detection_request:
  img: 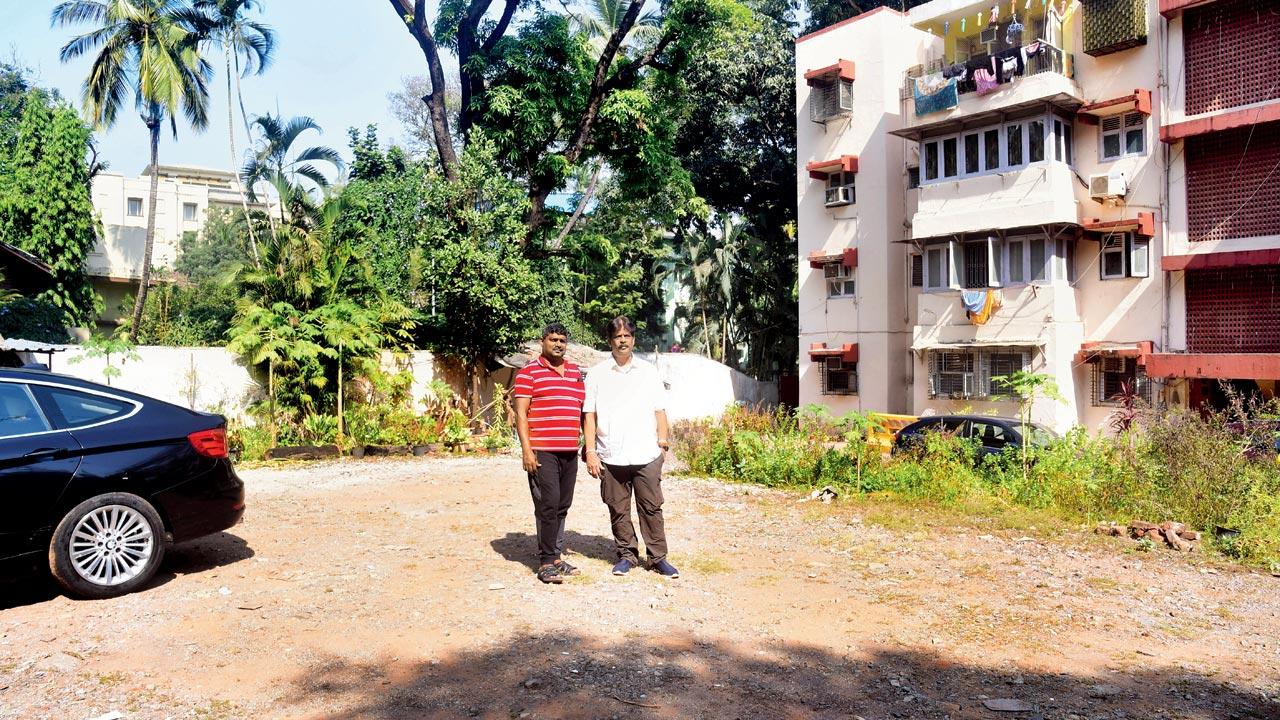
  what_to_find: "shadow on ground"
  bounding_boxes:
[283,631,1277,720]
[491,531,617,572]
[0,531,253,609]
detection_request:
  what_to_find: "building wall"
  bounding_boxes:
[796,9,930,416]
[798,0,1193,433]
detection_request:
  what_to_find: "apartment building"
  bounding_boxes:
[796,0,1279,432]
[89,164,270,323]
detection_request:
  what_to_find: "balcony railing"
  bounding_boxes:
[903,40,1072,102]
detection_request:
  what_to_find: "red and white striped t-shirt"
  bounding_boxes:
[513,355,585,452]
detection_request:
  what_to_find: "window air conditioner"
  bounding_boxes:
[1090,171,1128,201]
[825,185,853,207]
[825,357,844,371]
[979,27,997,45]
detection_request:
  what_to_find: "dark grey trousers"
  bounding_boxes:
[599,455,666,564]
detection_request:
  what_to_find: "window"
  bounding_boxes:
[825,262,855,298]
[925,245,950,290]
[907,166,920,189]
[0,383,51,437]
[1029,238,1048,282]
[964,133,981,175]
[820,358,857,395]
[968,420,1012,449]
[918,115,1073,186]
[34,386,135,428]
[1092,357,1152,407]
[1003,235,1060,285]
[1006,122,1024,166]
[928,349,1032,399]
[1007,240,1025,284]
[825,172,855,207]
[963,242,988,289]
[1098,232,1150,280]
[1101,111,1145,161]
[183,202,198,222]
[910,254,924,287]
[126,197,143,217]
[1029,119,1045,163]
[983,128,1001,171]
[810,77,854,122]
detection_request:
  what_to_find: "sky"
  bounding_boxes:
[0,1,439,177]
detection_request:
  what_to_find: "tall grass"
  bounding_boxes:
[672,405,1280,567]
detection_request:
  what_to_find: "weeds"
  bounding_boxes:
[672,403,1280,568]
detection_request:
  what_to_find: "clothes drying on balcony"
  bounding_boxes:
[961,289,1003,325]
[914,74,959,116]
[993,46,1025,83]
[974,66,1000,95]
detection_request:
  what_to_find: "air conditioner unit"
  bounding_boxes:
[825,185,853,207]
[1090,171,1128,200]
[979,27,997,45]
[825,357,844,371]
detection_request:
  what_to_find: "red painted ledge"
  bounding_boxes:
[1161,248,1280,271]
[1073,340,1155,365]
[1145,353,1280,380]
[1160,102,1280,143]
[1082,211,1156,237]
[809,342,859,363]
[804,60,855,86]
[808,247,858,268]
[1077,89,1153,125]
[806,155,859,180]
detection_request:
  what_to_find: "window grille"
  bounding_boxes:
[928,349,1031,399]
[910,254,924,287]
[1091,357,1152,406]
[820,357,857,395]
[810,78,854,123]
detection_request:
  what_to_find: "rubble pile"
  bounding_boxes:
[1095,520,1201,552]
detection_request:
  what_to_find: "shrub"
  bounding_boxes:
[0,297,67,343]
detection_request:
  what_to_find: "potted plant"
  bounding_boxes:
[442,408,471,452]
[267,415,341,460]
[482,424,509,453]
[410,418,442,457]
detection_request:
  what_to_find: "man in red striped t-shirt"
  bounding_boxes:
[513,323,586,584]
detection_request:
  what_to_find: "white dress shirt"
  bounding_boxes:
[583,356,666,466]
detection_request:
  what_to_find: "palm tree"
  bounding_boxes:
[53,0,212,340]
[655,213,742,362]
[192,0,275,265]
[241,114,343,228]
[566,0,662,53]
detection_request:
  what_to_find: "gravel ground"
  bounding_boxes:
[1,455,1277,719]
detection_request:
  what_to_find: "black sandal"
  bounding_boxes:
[536,565,563,584]
[554,559,580,576]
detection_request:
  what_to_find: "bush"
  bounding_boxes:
[673,405,1280,568]
[0,297,67,343]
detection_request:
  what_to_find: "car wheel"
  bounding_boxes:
[48,493,167,599]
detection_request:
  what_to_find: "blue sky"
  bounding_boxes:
[1,1,439,176]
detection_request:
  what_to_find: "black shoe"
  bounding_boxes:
[651,559,679,578]
[536,564,563,584]
[554,559,580,576]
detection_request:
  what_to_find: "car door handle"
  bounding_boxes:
[23,448,63,461]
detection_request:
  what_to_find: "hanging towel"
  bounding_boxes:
[960,290,988,314]
[913,75,959,116]
[974,67,999,95]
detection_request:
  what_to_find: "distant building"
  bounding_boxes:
[796,0,1280,432]
[89,164,273,324]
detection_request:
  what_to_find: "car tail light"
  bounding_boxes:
[188,428,228,458]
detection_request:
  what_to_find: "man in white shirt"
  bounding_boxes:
[583,316,679,578]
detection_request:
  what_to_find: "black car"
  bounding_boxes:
[0,368,245,598]
[893,414,1058,457]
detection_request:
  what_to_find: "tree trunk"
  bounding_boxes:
[226,49,260,267]
[269,360,277,446]
[130,119,162,340]
[336,342,344,449]
[390,0,460,181]
[551,162,602,249]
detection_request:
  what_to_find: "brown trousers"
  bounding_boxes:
[599,455,666,564]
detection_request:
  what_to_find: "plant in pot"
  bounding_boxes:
[410,419,442,456]
[343,405,379,458]
[442,408,471,452]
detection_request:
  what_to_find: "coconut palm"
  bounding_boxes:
[241,114,343,228]
[655,213,744,362]
[566,0,662,53]
[53,0,212,340]
[192,0,275,264]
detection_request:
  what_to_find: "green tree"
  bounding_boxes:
[54,0,213,339]
[991,369,1066,484]
[800,0,930,35]
[241,113,343,227]
[0,93,102,325]
[192,0,276,264]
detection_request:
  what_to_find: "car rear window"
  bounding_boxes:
[37,386,135,428]
[0,383,52,437]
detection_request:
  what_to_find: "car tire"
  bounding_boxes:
[48,493,167,599]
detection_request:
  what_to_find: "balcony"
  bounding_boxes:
[912,162,1080,239]
[913,282,1080,343]
[898,0,1082,133]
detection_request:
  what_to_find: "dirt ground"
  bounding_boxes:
[1,455,1278,720]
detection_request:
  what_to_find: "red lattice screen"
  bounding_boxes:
[1186,266,1280,353]
[1185,121,1280,242]
[1184,0,1280,116]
